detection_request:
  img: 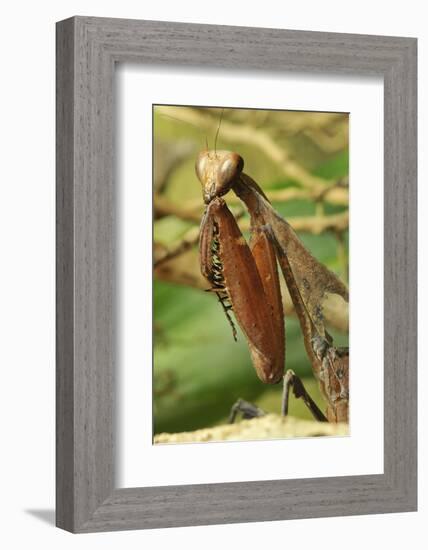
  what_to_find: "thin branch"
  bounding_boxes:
[154,193,349,236]
[154,194,203,223]
[237,211,349,235]
[153,247,349,333]
[156,106,343,192]
[154,227,200,267]
[184,184,348,209]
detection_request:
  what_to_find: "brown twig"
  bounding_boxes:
[183,184,348,209]
[153,247,349,333]
[154,193,203,223]
[154,190,349,236]
[156,106,345,193]
[154,227,200,267]
[237,211,349,235]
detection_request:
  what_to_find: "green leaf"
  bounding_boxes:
[153,281,313,434]
[314,149,349,180]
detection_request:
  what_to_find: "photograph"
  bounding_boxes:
[153,105,350,444]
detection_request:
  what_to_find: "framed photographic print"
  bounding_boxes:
[151,104,351,442]
[56,16,417,532]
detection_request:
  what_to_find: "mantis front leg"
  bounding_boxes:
[199,196,284,384]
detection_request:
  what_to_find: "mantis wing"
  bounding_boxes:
[236,173,348,340]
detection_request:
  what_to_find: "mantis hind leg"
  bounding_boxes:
[228,371,328,424]
[281,369,328,422]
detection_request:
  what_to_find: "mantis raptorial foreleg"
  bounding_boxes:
[199,195,284,384]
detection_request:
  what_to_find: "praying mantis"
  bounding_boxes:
[196,149,349,423]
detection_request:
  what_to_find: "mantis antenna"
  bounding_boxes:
[214,108,224,156]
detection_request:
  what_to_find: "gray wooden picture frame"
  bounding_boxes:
[56,16,417,533]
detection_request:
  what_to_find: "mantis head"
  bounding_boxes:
[195,150,244,204]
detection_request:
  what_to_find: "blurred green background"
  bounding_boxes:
[153,106,349,435]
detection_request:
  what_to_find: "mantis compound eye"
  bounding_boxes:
[195,151,208,185]
[217,153,244,195]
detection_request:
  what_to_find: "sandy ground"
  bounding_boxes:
[154,414,349,444]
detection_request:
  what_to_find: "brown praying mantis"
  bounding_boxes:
[196,149,349,423]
